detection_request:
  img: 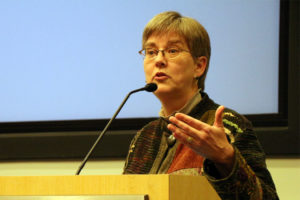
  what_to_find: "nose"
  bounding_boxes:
[155,50,167,68]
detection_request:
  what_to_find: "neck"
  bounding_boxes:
[158,88,198,116]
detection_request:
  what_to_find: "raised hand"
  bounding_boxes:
[167,106,235,173]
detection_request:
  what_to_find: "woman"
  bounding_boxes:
[123,11,278,199]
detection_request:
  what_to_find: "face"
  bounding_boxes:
[143,32,206,100]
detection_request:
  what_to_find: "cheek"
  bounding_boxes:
[171,62,196,82]
[143,63,152,81]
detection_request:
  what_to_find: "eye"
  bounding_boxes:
[145,48,158,56]
[167,47,180,54]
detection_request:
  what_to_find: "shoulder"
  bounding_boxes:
[198,93,253,142]
[132,118,162,144]
[138,118,161,135]
[222,108,253,133]
[221,108,253,143]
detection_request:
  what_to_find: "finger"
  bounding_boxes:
[168,116,202,137]
[167,123,197,147]
[167,123,189,140]
[214,105,225,128]
[173,112,208,131]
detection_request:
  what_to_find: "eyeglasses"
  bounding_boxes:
[139,47,191,60]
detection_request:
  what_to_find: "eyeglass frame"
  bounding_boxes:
[138,47,191,60]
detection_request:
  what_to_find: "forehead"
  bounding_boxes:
[144,32,188,48]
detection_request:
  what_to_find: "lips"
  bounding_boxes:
[156,72,167,77]
[154,72,169,81]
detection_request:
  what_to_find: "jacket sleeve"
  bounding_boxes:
[203,112,279,200]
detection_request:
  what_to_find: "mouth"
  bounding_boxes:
[153,72,169,81]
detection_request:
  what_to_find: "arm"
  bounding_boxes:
[167,106,278,199]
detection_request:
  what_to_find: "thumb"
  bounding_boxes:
[214,105,225,128]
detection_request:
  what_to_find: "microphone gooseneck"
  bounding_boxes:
[75,83,157,175]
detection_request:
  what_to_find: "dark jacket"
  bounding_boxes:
[123,92,279,199]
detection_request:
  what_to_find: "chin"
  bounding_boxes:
[154,85,175,96]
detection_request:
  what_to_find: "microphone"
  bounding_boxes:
[143,82,158,92]
[75,83,157,175]
[128,82,157,93]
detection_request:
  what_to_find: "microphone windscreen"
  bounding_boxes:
[144,83,157,92]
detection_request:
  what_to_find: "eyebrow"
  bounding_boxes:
[144,40,184,48]
[167,40,184,46]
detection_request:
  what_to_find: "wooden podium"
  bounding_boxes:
[0,175,220,200]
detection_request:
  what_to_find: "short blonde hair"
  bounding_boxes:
[142,11,211,90]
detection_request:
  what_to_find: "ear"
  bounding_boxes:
[194,56,207,78]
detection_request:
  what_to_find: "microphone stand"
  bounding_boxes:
[75,84,156,175]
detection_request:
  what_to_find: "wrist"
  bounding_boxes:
[214,145,235,177]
